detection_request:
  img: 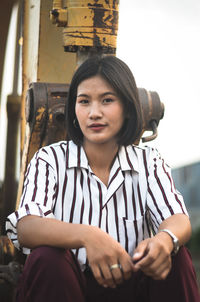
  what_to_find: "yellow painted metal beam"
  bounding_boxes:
[21,0,76,154]
[50,0,119,53]
[18,0,77,208]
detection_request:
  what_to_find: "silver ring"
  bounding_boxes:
[110,263,121,271]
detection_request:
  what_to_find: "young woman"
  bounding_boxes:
[6,56,200,301]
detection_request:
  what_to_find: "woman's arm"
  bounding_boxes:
[132,213,191,280]
[17,215,91,249]
[17,215,134,288]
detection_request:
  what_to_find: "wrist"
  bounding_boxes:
[158,229,180,255]
[81,225,100,247]
[156,231,173,253]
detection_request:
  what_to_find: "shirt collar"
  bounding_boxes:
[66,140,139,173]
[117,145,139,173]
[65,140,89,169]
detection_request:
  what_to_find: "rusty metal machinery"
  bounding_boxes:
[0,236,22,286]
[25,83,69,163]
[50,0,119,55]
[23,83,164,171]
[138,88,164,143]
[25,84,164,156]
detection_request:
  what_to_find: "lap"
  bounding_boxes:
[85,246,200,302]
[16,246,200,302]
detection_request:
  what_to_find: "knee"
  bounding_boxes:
[19,247,86,301]
[25,246,70,276]
[30,246,65,263]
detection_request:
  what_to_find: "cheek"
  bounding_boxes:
[75,103,79,116]
[75,106,85,126]
[75,105,81,120]
[114,107,125,124]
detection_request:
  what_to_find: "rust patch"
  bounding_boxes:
[112,0,119,9]
[93,8,107,28]
[88,1,103,8]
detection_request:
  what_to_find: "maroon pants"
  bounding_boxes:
[16,246,200,302]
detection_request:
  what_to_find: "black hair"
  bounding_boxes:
[65,55,143,146]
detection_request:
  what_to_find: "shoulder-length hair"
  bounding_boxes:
[65,55,143,146]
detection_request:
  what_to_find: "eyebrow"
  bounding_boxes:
[77,92,117,98]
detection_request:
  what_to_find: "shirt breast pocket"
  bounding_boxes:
[118,216,144,256]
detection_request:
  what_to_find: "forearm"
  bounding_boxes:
[17,215,134,288]
[158,213,192,246]
[17,215,92,250]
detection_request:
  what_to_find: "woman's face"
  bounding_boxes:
[75,75,125,147]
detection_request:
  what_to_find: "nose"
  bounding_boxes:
[88,102,102,119]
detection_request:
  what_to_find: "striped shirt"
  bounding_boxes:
[6,140,188,271]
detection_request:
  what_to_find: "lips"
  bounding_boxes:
[88,123,106,131]
[89,123,105,128]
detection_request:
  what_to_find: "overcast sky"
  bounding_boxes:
[117,0,200,168]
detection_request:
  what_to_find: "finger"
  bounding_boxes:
[132,240,149,264]
[101,265,117,288]
[139,252,171,279]
[120,259,134,280]
[155,261,172,280]
[139,245,171,269]
[144,256,172,280]
[143,260,171,280]
[110,264,123,285]
[136,251,157,268]
[133,243,159,270]
[152,265,171,280]
[91,265,108,288]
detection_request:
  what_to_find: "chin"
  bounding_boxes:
[85,137,117,146]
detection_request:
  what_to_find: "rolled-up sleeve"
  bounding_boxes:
[146,148,188,232]
[6,148,57,254]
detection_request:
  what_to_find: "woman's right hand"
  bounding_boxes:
[83,226,134,288]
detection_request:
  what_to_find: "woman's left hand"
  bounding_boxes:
[132,232,174,280]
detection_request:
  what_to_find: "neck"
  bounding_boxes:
[83,141,119,172]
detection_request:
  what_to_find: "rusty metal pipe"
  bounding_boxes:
[1,96,20,234]
[142,120,158,143]
[0,2,22,234]
[138,88,164,143]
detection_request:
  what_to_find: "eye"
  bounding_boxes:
[102,98,114,104]
[78,99,89,104]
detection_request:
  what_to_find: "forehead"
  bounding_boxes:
[77,75,116,95]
